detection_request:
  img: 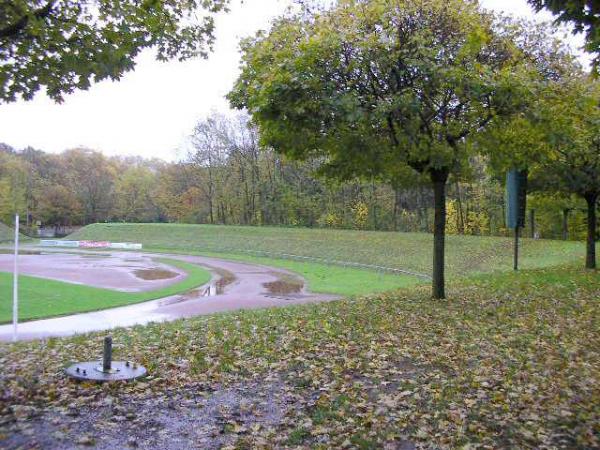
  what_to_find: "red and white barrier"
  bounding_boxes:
[41,240,142,250]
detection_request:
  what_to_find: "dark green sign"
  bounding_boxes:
[506,169,527,229]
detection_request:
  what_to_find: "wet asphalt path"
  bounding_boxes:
[0,250,339,341]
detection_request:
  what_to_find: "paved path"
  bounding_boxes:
[0,252,187,292]
[0,251,339,341]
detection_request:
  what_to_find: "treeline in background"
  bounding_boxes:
[0,113,592,240]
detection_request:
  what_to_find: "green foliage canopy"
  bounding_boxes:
[528,0,600,74]
[533,77,600,199]
[229,0,551,183]
[0,0,229,102]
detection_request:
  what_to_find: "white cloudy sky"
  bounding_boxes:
[0,0,591,160]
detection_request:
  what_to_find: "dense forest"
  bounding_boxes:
[0,112,592,240]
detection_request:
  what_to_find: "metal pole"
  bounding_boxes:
[513,226,519,271]
[12,214,19,342]
[103,336,113,372]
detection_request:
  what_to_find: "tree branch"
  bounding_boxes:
[0,1,55,39]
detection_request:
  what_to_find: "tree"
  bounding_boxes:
[229,0,541,298]
[62,148,116,223]
[486,66,600,268]
[154,163,192,223]
[0,0,229,102]
[532,77,600,268]
[189,114,232,224]
[114,166,160,222]
[528,0,600,74]
[0,151,28,223]
[37,184,82,229]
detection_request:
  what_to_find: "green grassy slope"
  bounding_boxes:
[2,265,598,448]
[69,223,589,277]
[0,258,211,323]
[0,222,30,243]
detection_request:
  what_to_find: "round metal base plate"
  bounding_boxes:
[65,361,147,382]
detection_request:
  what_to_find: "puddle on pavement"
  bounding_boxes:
[160,268,235,304]
[263,277,304,295]
[201,274,234,296]
[134,268,179,280]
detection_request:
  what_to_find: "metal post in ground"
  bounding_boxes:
[103,336,112,372]
[12,214,19,342]
[65,335,147,382]
[514,226,520,271]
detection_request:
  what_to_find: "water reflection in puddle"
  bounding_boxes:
[201,277,231,296]
[156,270,234,306]
[263,279,304,295]
[134,268,179,280]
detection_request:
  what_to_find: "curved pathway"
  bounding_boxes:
[0,251,339,341]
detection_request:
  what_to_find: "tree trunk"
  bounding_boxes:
[585,193,598,269]
[421,186,430,233]
[455,181,465,234]
[371,179,378,230]
[207,157,215,225]
[431,168,449,300]
[392,188,399,231]
[529,208,535,238]
[562,208,570,241]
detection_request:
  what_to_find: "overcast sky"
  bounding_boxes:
[0,0,591,161]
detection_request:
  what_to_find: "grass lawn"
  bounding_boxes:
[0,264,597,448]
[69,223,591,278]
[0,258,211,323]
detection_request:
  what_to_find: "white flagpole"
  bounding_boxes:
[12,214,19,342]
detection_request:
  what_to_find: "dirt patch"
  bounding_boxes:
[134,268,179,281]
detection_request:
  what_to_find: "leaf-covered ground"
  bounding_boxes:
[0,266,598,449]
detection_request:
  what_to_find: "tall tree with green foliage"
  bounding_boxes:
[0,0,229,102]
[229,0,545,298]
[485,66,599,268]
[533,76,600,268]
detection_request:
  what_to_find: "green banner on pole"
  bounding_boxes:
[506,169,528,229]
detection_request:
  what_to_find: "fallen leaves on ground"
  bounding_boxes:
[0,267,598,449]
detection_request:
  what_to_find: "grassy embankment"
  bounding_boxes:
[5,223,587,322]
[68,222,589,295]
[1,265,597,448]
[0,222,30,243]
[0,258,211,323]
